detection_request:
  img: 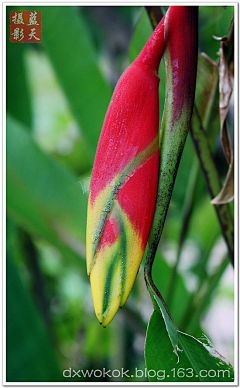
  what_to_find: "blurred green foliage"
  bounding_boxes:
[6,5,234,382]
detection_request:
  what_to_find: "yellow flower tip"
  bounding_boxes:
[88,227,145,326]
[93,303,119,327]
[90,265,122,327]
[87,190,146,326]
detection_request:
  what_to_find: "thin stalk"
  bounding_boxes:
[145,6,164,29]
[182,108,234,329]
[165,157,200,307]
[190,106,234,266]
[144,251,179,350]
[144,251,177,328]
[179,48,233,330]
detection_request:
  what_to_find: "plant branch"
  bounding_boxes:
[190,106,234,266]
[145,6,164,29]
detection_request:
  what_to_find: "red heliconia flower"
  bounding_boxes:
[86,6,198,327]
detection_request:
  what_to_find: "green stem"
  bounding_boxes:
[190,105,234,266]
[145,6,164,29]
[144,249,177,328]
[180,46,233,330]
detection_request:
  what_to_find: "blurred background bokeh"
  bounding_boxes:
[6,5,234,382]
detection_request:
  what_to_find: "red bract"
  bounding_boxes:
[87,15,165,326]
[86,6,198,327]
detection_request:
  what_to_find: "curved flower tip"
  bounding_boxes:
[86,16,165,326]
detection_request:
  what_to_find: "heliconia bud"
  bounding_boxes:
[86,13,166,327]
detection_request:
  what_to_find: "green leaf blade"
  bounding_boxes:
[178,331,234,382]
[7,114,87,269]
[145,311,234,382]
[7,252,62,382]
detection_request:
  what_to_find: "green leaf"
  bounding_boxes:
[6,114,87,270]
[128,8,152,62]
[195,52,219,130]
[147,282,178,350]
[27,6,112,159]
[198,6,234,60]
[145,310,234,382]
[6,250,62,382]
